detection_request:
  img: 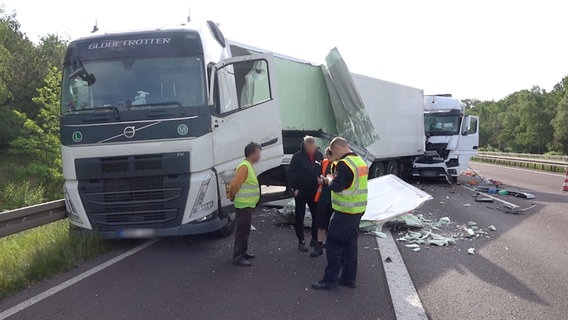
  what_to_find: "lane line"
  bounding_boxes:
[376,232,428,320]
[471,162,565,178]
[0,239,159,320]
[461,186,520,208]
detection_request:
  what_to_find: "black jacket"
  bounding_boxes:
[287,143,323,195]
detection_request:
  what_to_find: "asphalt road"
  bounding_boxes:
[1,163,566,320]
[0,206,395,320]
[401,163,568,319]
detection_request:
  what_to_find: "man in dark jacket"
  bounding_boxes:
[288,136,323,252]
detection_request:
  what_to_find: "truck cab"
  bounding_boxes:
[413,95,479,182]
[60,22,284,238]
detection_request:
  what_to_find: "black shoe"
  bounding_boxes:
[310,245,323,258]
[298,241,308,252]
[339,280,357,288]
[244,253,255,260]
[232,257,252,267]
[309,239,317,248]
[311,281,338,290]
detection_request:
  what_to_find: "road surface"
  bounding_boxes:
[1,163,566,319]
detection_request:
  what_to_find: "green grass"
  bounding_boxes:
[0,220,112,300]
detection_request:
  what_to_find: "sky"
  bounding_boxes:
[2,0,567,101]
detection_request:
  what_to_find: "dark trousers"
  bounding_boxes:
[322,211,364,284]
[294,192,318,242]
[233,207,253,260]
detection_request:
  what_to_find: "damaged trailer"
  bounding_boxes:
[229,42,426,185]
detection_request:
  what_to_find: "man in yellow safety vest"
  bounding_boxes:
[228,142,262,267]
[312,137,368,289]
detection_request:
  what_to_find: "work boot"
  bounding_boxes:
[339,279,357,288]
[309,239,317,248]
[310,243,323,257]
[311,281,338,290]
[298,240,308,252]
[243,252,255,260]
[232,257,252,267]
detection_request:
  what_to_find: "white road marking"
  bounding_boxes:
[376,232,428,320]
[0,239,158,320]
[461,186,520,208]
[471,162,566,178]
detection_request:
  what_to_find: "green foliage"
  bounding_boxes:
[465,78,568,155]
[0,220,112,299]
[1,181,44,210]
[9,67,63,198]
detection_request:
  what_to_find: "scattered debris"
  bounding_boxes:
[467,248,476,255]
[462,203,471,207]
[467,221,477,226]
[497,204,536,214]
[250,225,257,231]
[413,247,421,252]
[384,257,392,263]
[475,195,494,203]
[371,231,387,239]
[488,225,497,231]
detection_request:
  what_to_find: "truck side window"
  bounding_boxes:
[467,118,478,135]
[215,59,271,114]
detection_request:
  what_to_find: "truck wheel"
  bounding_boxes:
[370,162,386,178]
[218,212,236,237]
[386,160,399,176]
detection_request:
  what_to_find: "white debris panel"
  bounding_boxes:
[362,174,433,222]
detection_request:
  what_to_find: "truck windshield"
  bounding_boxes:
[424,114,460,136]
[61,56,206,114]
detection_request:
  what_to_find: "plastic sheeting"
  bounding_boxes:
[362,174,433,222]
[323,48,379,147]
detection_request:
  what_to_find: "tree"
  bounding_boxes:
[551,91,568,154]
[9,67,63,197]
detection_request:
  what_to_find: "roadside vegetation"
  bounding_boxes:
[464,78,568,155]
[0,221,111,300]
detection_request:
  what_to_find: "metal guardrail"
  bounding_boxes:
[0,199,67,238]
[474,152,568,172]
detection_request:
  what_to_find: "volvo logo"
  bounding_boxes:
[123,126,136,139]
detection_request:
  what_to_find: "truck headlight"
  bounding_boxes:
[64,186,82,224]
[192,173,214,215]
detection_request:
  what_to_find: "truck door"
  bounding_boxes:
[209,54,283,210]
[458,115,479,154]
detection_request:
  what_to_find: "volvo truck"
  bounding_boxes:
[61,21,425,238]
[412,95,480,182]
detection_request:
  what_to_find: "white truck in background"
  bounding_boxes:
[412,94,480,182]
[60,20,426,238]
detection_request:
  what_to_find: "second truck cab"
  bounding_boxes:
[413,95,479,182]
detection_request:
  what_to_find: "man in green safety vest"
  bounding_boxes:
[228,142,262,267]
[312,137,368,289]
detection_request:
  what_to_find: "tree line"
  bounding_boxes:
[0,7,66,209]
[464,77,568,155]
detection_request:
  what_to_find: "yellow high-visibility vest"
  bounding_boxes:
[331,155,368,214]
[234,160,260,209]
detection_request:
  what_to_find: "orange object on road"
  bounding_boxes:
[562,169,568,192]
[314,159,330,202]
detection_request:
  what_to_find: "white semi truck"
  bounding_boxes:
[60,21,425,238]
[412,95,480,182]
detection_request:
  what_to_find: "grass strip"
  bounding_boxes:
[0,220,113,300]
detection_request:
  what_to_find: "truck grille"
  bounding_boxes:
[75,152,190,230]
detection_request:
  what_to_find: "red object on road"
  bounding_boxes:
[562,169,568,192]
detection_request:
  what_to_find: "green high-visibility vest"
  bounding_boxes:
[331,155,368,214]
[234,160,260,209]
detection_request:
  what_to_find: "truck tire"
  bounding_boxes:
[386,160,399,176]
[218,212,236,237]
[370,161,386,178]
